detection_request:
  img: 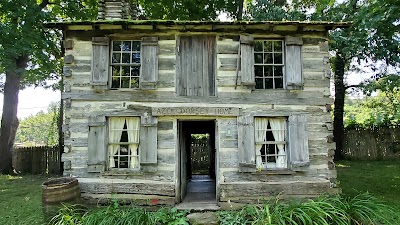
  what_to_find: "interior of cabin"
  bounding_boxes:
[178,120,216,203]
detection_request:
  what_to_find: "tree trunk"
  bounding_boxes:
[237,0,244,20]
[333,54,346,161]
[0,56,27,174]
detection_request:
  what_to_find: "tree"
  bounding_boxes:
[15,103,59,146]
[0,0,98,174]
[249,0,400,160]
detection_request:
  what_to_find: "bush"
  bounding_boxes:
[49,200,189,225]
[217,193,398,225]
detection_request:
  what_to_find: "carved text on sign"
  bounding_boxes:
[152,107,239,116]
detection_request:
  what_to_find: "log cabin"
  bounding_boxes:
[47,0,350,209]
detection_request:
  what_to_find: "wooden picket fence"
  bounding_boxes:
[12,146,62,175]
[343,127,400,160]
[191,136,210,174]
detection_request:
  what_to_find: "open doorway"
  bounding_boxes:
[178,120,216,203]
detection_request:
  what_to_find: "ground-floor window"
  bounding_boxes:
[108,117,140,169]
[255,117,287,169]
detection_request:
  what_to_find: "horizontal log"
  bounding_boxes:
[81,193,176,205]
[78,178,175,196]
[219,180,331,201]
[62,91,333,106]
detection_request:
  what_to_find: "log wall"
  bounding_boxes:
[62,27,336,204]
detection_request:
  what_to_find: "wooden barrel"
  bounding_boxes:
[42,177,81,221]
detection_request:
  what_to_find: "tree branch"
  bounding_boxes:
[38,0,50,9]
[345,84,362,90]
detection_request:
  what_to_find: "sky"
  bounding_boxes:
[0,87,60,119]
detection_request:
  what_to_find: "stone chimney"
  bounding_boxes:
[97,0,138,20]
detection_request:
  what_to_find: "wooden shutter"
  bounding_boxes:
[91,37,110,89]
[176,36,216,96]
[140,37,159,90]
[87,115,107,172]
[140,115,158,170]
[237,115,256,172]
[285,36,303,90]
[239,35,255,87]
[288,114,310,171]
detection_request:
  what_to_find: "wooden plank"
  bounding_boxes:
[285,45,303,89]
[140,116,158,164]
[288,114,310,170]
[87,115,107,172]
[91,37,109,88]
[239,35,255,86]
[140,37,159,90]
[237,115,256,172]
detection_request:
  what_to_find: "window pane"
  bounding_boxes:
[264,41,272,52]
[122,41,131,51]
[131,77,139,88]
[132,53,140,63]
[112,53,121,63]
[254,41,263,52]
[264,66,273,77]
[111,76,120,88]
[266,78,273,89]
[275,78,283,88]
[122,53,130,63]
[273,41,283,52]
[122,66,130,76]
[112,65,120,76]
[131,66,140,77]
[267,156,276,163]
[274,53,283,64]
[255,53,263,64]
[113,41,122,51]
[121,77,130,88]
[255,78,264,89]
[255,66,263,77]
[264,53,273,64]
[274,66,283,77]
[132,41,141,51]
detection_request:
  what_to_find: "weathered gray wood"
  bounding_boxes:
[152,107,239,116]
[219,180,331,201]
[91,37,109,89]
[140,37,158,90]
[87,115,107,172]
[81,193,176,206]
[140,116,158,164]
[176,36,216,96]
[285,45,303,89]
[288,114,310,170]
[237,115,256,172]
[239,35,255,86]
[78,179,175,196]
[63,91,333,106]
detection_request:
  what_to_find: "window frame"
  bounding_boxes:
[253,40,285,90]
[254,117,288,170]
[107,116,141,171]
[109,40,142,89]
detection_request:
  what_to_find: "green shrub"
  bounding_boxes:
[49,200,189,225]
[217,193,398,225]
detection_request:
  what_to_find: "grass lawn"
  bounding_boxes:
[0,175,49,225]
[1,161,400,224]
[336,160,400,210]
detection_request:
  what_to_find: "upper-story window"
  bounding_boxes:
[254,40,284,89]
[111,41,141,89]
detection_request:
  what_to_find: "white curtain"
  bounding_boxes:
[255,118,269,169]
[126,117,140,169]
[108,117,126,168]
[269,118,286,168]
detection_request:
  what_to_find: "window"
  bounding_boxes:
[254,40,284,89]
[255,117,287,169]
[111,41,141,89]
[108,117,140,169]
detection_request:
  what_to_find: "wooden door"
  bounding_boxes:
[176,36,216,96]
[179,122,188,201]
